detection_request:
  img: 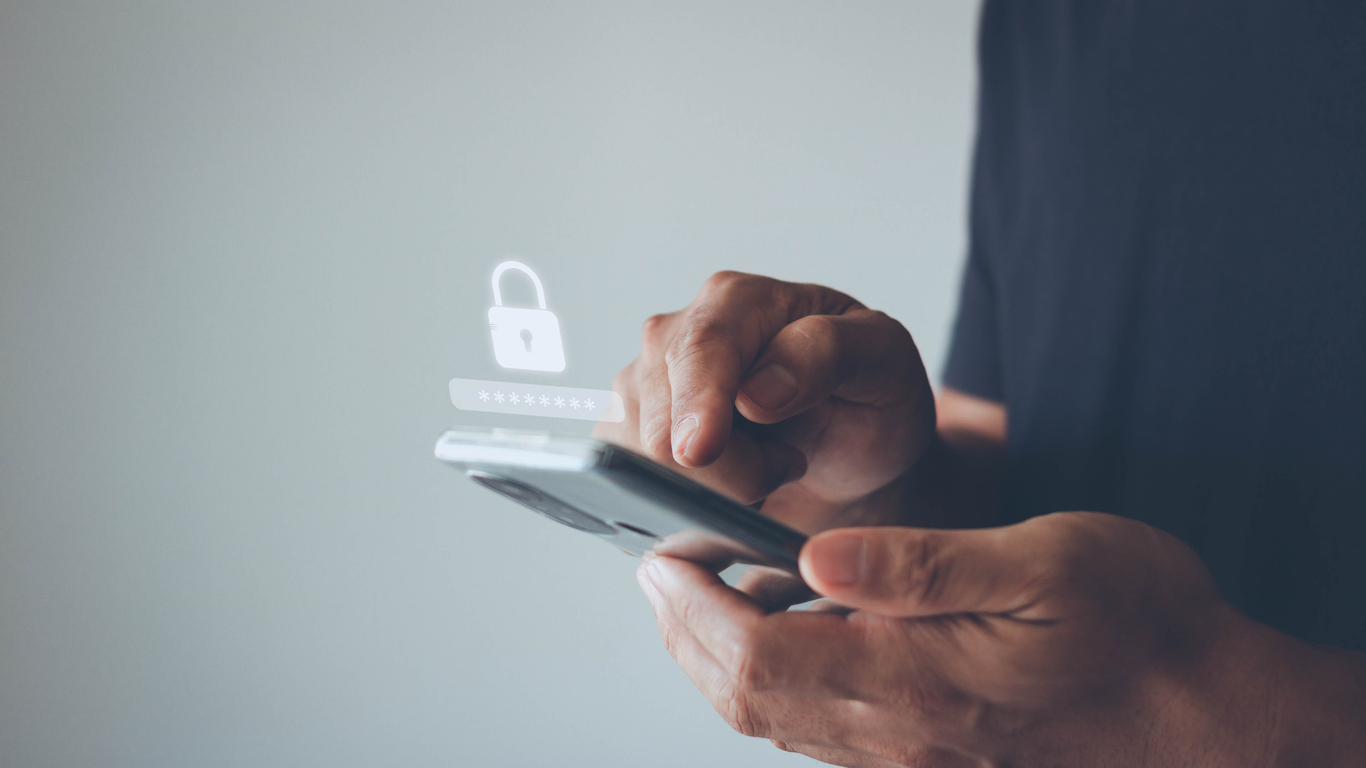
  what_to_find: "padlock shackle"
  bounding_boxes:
[490,260,548,309]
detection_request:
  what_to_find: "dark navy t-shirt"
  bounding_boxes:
[943,1,1366,650]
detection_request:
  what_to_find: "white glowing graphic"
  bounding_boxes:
[487,261,566,372]
[449,379,625,423]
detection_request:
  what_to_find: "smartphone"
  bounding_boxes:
[434,428,807,573]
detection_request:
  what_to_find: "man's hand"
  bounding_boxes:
[595,271,937,534]
[637,512,1366,767]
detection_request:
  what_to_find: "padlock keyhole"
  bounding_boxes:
[520,328,533,352]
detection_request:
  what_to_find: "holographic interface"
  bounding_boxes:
[487,261,565,373]
[451,259,622,424]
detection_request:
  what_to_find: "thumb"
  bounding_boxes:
[797,526,1039,618]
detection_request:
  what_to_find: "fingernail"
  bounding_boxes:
[636,563,660,602]
[811,535,865,586]
[741,364,799,411]
[643,556,667,589]
[672,415,698,460]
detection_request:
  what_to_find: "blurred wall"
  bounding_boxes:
[0,2,979,766]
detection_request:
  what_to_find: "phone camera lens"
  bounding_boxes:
[469,472,616,536]
[612,521,660,539]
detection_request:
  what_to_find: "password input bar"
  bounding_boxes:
[449,378,626,423]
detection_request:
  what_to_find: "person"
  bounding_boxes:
[597,2,1366,765]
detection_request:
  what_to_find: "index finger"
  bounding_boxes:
[664,272,860,466]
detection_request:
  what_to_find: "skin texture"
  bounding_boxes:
[639,517,1274,767]
[597,272,1366,767]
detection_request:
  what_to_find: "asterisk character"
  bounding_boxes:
[493,391,505,403]
[509,393,521,404]
[553,397,565,408]
[582,398,594,410]
[478,390,490,402]
[539,395,551,406]
[569,397,581,409]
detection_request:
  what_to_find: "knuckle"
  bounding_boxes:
[718,687,767,738]
[635,393,676,459]
[1028,514,1098,590]
[640,416,673,459]
[662,320,737,370]
[657,617,684,658]
[1006,514,1121,614]
[640,313,672,346]
[664,373,717,415]
[896,533,952,611]
[723,630,777,692]
[700,269,748,294]
[672,318,730,351]
[790,313,841,355]
[870,310,917,355]
[699,271,781,309]
[864,308,908,332]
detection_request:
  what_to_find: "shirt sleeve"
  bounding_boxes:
[942,128,1005,401]
[942,3,1007,404]
[942,239,1004,403]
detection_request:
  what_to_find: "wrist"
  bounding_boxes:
[1151,602,1366,768]
[1262,631,1366,766]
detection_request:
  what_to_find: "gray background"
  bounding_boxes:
[0,2,978,766]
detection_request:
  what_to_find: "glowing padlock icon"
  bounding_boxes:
[487,261,566,372]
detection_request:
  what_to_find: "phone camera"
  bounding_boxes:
[612,521,660,539]
[468,472,616,536]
